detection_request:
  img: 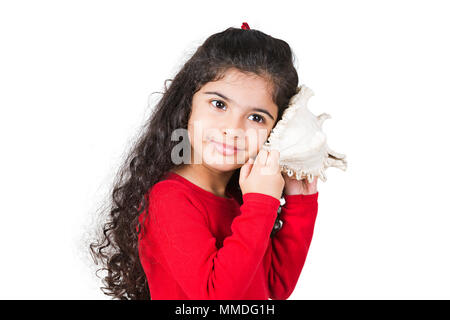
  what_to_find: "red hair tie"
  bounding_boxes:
[241,22,250,30]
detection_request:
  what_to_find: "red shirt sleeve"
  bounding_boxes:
[144,182,281,300]
[268,192,319,300]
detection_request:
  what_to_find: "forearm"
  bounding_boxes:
[268,192,319,300]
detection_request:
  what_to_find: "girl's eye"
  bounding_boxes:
[211,99,265,124]
[248,114,265,124]
[211,100,226,110]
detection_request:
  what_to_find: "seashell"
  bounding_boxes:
[261,85,347,183]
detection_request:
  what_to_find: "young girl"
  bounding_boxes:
[90,23,319,300]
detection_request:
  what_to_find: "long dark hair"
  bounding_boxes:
[89,26,300,300]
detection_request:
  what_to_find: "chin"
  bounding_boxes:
[205,164,239,174]
[201,154,242,171]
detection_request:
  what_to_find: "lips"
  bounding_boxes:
[210,139,242,150]
[208,138,244,155]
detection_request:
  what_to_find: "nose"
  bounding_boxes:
[221,117,244,139]
[223,127,242,138]
[220,117,246,147]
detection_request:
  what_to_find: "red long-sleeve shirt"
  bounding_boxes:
[137,171,319,300]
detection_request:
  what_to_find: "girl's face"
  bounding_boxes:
[186,68,278,173]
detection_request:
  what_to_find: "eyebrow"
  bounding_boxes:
[204,91,275,121]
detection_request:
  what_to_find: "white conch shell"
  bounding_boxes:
[262,84,347,183]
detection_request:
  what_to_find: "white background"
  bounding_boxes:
[1,0,449,299]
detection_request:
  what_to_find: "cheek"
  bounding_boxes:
[190,107,219,135]
[244,126,271,153]
[187,120,217,152]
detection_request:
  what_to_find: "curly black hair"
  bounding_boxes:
[89,25,300,299]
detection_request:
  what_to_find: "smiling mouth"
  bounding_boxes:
[209,139,244,155]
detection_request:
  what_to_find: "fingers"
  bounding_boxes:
[239,157,254,181]
[257,149,280,176]
[265,150,280,169]
[254,148,268,166]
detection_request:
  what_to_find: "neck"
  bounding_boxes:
[170,164,235,198]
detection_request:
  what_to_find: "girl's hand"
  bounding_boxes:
[282,172,318,195]
[239,149,285,200]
